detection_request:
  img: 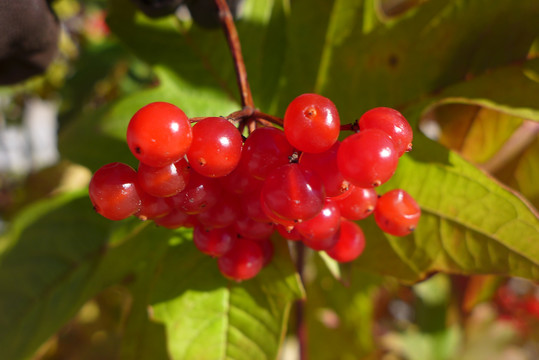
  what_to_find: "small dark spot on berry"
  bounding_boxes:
[135,146,142,154]
[372,180,381,187]
[304,107,317,119]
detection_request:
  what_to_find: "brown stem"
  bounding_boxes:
[340,120,359,132]
[224,108,283,130]
[227,107,255,123]
[295,241,308,360]
[253,110,284,127]
[253,117,276,128]
[215,0,254,110]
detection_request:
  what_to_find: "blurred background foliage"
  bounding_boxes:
[0,0,538,359]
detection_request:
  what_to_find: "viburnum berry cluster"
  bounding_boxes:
[89,94,421,281]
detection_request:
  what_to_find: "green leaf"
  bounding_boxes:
[0,191,171,359]
[0,191,110,359]
[422,58,539,123]
[148,235,303,360]
[117,229,173,360]
[58,104,136,171]
[511,136,539,208]
[317,0,539,118]
[434,106,524,165]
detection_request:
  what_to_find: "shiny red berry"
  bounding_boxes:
[358,107,413,156]
[374,189,421,236]
[242,127,294,180]
[284,93,340,153]
[299,141,351,198]
[89,162,141,221]
[187,117,243,177]
[137,158,190,198]
[217,238,264,281]
[337,129,398,188]
[325,220,366,262]
[261,163,325,222]
[193,224,236,257]
[337,186,378,220]
[127,102,192,167]
[296,199,341,247]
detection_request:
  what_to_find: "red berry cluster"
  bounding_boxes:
[89,95,421,281]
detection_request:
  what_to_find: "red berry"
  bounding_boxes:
[136,191,171,220]
[302,232,339,251]
[153,208,197,229]
[276,224,302,241]
[169,172,221,214]
[137,158,190,198]
[193,224,236,257]
[337,186,377,220]
[358,107,413,156]
[337,129,398,188]
[197,192,241,228]
[187,117,243,177]
[127,102,192,167]
[325,220,366,262]
[296,199,341,246]
[261,163,325,222]
[374,189,420,236]
[299,141,351,198]
[284,93,340,153]
[234,216,275,240]
[89,162,141,220]
[260,197,296,228]
[242,127,294,180]
[219,159,263,195]
[240,187,271,222]
[218,238,264,281]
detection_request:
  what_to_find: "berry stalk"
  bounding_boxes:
[215,0,254,110]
